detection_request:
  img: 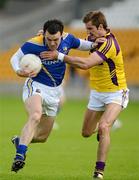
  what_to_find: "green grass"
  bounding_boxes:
[0,96,139,180]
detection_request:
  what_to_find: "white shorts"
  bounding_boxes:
[88,89,129,111]
[22,78,62,116]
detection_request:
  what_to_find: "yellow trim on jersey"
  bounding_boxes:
[42,65,57,87]
[28,35,44,46]
[27,32,69,46]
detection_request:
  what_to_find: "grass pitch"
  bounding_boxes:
[0,96,139,180]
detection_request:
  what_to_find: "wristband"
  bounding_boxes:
[58,52,65,62]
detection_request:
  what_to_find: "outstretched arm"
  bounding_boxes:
[60,52,103,69]
[41,50,103,70]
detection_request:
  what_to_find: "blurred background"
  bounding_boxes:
[0,1,139,179]
[0,0,139,99]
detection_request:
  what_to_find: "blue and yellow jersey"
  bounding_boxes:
[89,32,127,92]
[21,33,80,87]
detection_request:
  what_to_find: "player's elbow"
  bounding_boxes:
[80,58,93,70]
[80,63,90,70]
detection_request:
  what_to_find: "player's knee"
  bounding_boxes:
[32,136,47,143]
[30,111,42,124]
[39,134,49,142]
[82,129,92,137]
[39,137,47,143]
[98,123,109,135]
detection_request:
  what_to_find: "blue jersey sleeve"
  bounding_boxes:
[21,42,40,55]
[21,42,33,54]
[67,34,80,49]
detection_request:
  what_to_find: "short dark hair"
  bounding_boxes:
[83,11,108,30]
[43,19,64,35]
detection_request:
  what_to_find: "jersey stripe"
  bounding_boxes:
[110,33,120,55]
[121,90,128,108]
[27,78,33,97]
[101,37,112,55]
[42,65,57,87]
[106,58,118,86]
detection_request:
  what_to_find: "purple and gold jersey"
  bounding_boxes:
[21,33,80,87]
[89,32,127,92]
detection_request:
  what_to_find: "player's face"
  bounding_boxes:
[44,31,62,50]
[85,21,103,39]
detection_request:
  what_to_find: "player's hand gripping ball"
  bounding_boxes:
[20,54,42,74]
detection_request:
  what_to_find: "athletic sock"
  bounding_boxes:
[16,144,27,160]
[95,161,105,172]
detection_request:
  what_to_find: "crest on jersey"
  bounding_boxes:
[63,47,68,51]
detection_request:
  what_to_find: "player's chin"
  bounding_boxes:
[50,46,57,51]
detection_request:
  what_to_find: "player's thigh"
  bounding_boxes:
[99,103,122,128]
[37,115,55,136]
[22,78,43,115]
[82,89,104,132]
[82,108,103,132]
[42,88,61,117]
[99,89,129,127]
[25,94,42,115]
